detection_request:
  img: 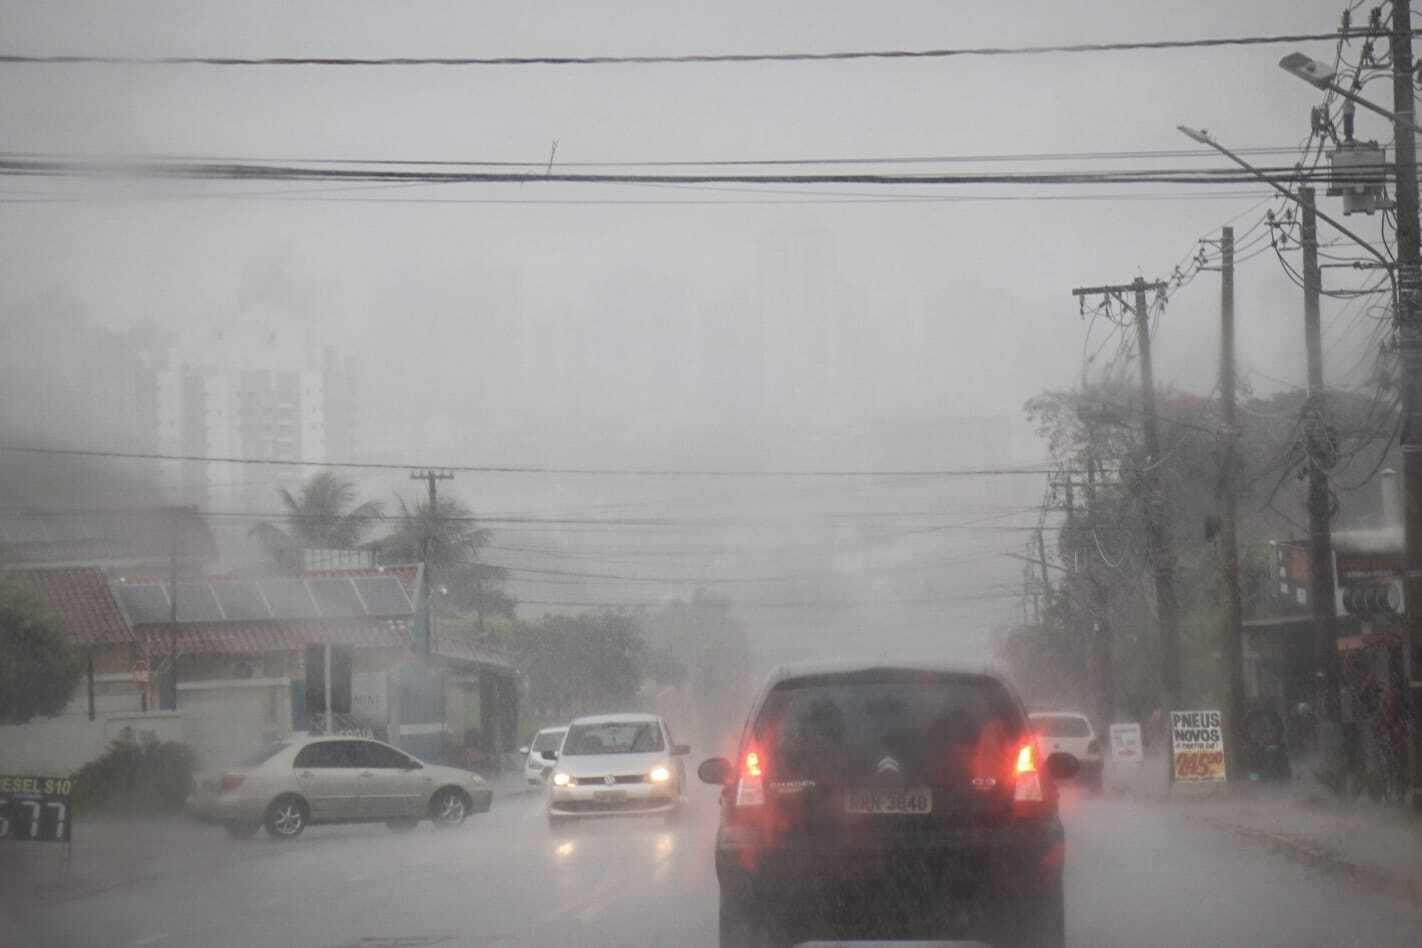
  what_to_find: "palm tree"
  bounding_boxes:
[374,495,511,625]
[251,472,384,570]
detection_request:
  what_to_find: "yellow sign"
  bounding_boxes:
[1171,710,1227,782]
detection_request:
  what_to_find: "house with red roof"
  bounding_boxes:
[1,562,519,773]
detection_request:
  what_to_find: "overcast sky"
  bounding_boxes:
[0,0,1389,666]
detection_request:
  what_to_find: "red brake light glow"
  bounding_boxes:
[1015,742,1036,775]
[736,747,765,807]
[220,773,244,792]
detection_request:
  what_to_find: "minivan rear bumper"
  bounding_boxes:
[715,817,1063,901]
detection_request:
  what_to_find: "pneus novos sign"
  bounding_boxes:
[0,775,73,843]
[1170,711,1226,783]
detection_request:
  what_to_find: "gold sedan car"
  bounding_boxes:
[187,735,492,839]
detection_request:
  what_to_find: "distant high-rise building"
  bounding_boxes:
[152,342,356,512]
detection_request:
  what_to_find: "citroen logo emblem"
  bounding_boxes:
[877,755,901,775]
[604,775,616,785]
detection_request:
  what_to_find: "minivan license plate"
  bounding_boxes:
[844,788,932,814]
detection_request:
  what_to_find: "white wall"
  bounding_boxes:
[0,711,183,776]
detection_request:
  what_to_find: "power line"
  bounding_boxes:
[0,30,1401,68]
[0,444,1055,479]
[0,156,1395,187]
[0,145,1330,169]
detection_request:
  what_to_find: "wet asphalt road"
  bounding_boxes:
[7,784,1419,948]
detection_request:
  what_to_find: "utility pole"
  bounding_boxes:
[1035,527,1052,594]
[1388,1,1422,811]
[164,507,181,712]
[1083,442,1115,733]
[410,469,453,657]
[1072,278,1181,722]
[1215,226,1247,781]
[1300,187,1343,766]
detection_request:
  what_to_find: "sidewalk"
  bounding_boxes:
[1182,786,1422,908]
[1106,752,1422,909]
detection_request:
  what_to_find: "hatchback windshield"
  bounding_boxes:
[563,722,664,755]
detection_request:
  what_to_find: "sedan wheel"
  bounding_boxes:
[264,796,307,840]
[431,788,468,827]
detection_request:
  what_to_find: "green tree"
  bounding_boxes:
[460,610,645,725]
[646,590,752,752]
[1007,378,1398,723]
[0,582,82,725]
[251,471,383,570]
[374,495,512,621]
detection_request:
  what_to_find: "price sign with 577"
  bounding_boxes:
[0,775,74,843]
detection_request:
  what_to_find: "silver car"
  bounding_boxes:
[545,713,690,824]
[521,725,568,785]
[187,735,492,839]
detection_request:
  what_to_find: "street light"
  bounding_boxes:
[1279,51,1421,135]
[1176,125,1390,269]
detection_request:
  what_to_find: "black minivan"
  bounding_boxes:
[698,662,1076,948]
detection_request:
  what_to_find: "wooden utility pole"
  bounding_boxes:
[410,469,454,657]
[1388,0,1422,812]
[1299,188,1342,755]
[1072,278,1181,720]
[1083,445,1115,733]
[1215,226,1247,781]
[164,507,181,711]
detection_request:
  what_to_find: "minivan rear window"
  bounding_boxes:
[752,671,1023,780]
[1032,715,1092,738]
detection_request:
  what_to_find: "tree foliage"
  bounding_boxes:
[1003,378,1397,723]
[0,581,82,725]
[251,471,384,570]
[644,590,753,751]
[374,494,512,620]
[72,728,195,816]
[462,610,645,726]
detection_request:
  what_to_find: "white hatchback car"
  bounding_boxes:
[521,726,568,785]
[545,713,690,824]
[187,735,492,839]
[1030,711,1104,792]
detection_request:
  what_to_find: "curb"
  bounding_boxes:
[1193,814,1422,911]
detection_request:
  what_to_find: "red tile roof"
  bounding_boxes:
[2,567,133,645]
[131,615,515,672]
[134,617,413,655]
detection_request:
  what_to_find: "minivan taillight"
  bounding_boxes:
[1012,742,1043,804]
[220,773,244,792]
[735,749,764,807]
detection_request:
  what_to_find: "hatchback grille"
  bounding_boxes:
[554,798,667,813]
[571,774,647,786]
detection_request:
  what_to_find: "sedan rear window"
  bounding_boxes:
[237,742,290,769]
[1032,715,1092,738]
[752,671,1023,780]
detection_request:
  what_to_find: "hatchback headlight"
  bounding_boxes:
[552,772,573,787]
[648,765,672,784]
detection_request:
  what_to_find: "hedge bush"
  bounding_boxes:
[72,727,195,816]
